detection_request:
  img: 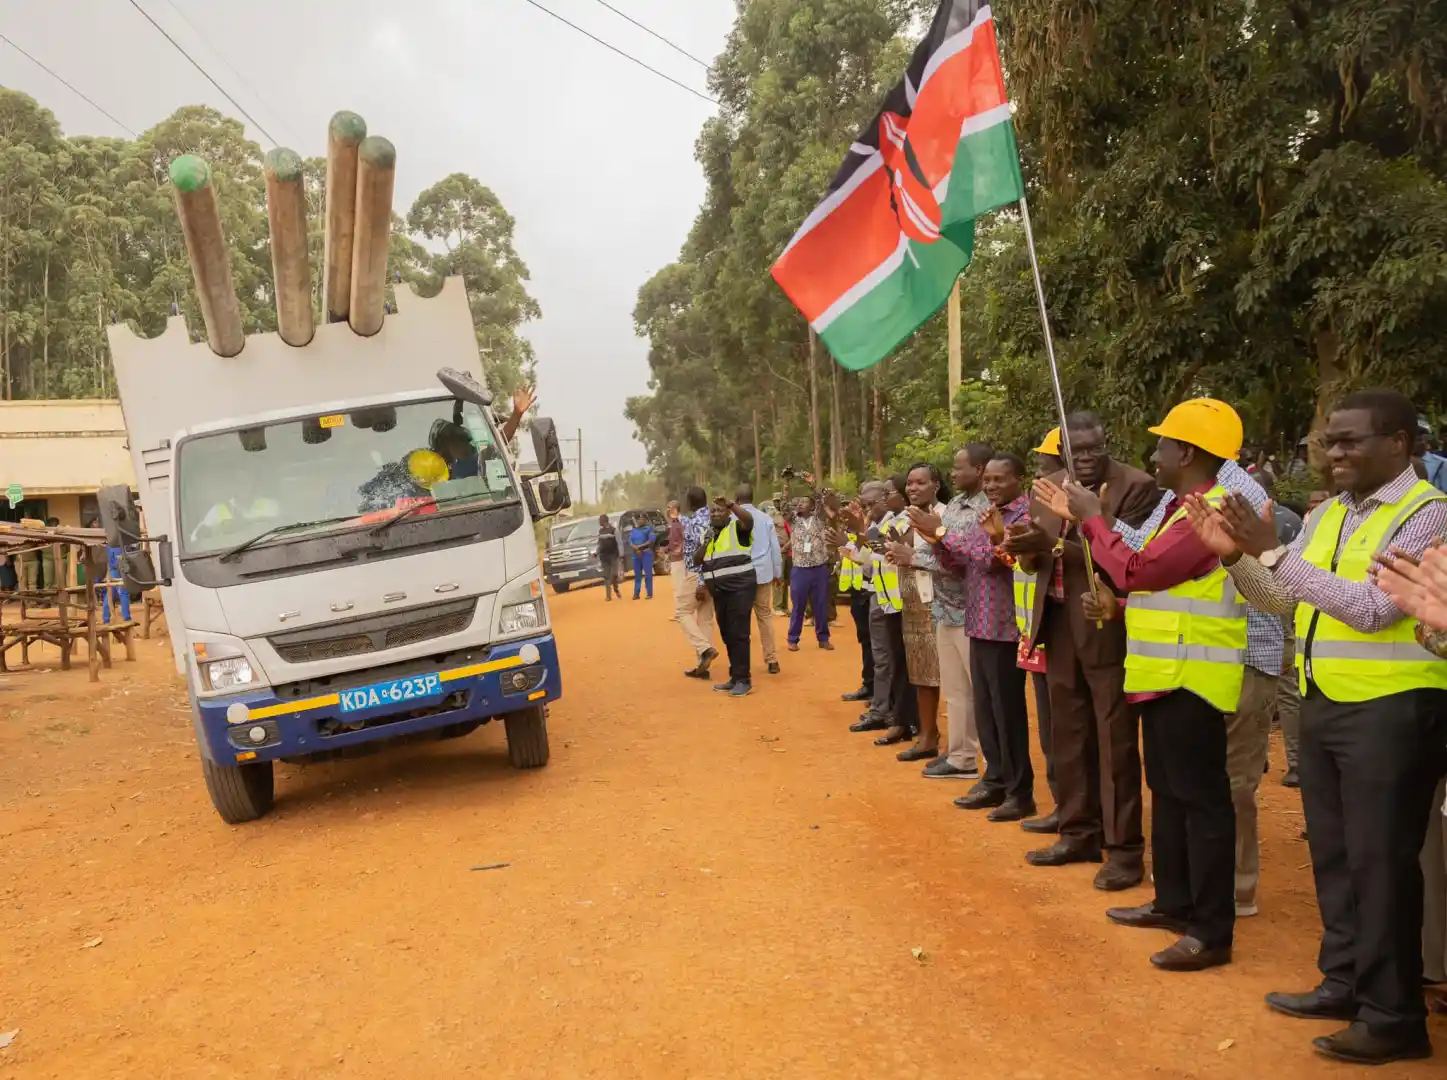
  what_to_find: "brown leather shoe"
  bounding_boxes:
[1025,840,1103,867]
[987,797,1036,823]
[1150,936,1231,972]
[1094,860,1145,892]
[1312,1023,1431,1065]
[1106,902,1188,933]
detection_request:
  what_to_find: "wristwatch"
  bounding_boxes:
[932,526,947,542]
[1259,544,1289,570]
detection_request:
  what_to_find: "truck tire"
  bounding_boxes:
[552,582,570,594]
[504,706,550,769]
[201,757,275,824]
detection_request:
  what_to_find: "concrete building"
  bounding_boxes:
[0,400,135,527]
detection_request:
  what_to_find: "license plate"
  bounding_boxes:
[560,570,582,579]
[339,673,442,713]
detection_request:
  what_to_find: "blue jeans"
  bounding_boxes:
[632,550,654,598]
[787,563,831,644]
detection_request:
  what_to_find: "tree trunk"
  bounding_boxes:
[872,364,885,471]
[752,408,762,497]
[40,260,48,397]
[829,351,844,477]
[857,371,868,476]
[807,328,823,481]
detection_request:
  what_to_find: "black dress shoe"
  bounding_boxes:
[1021,811,1060,835]
[1265,987,1356,1022]
[987,797,1036,822]
[955,787,1007,811]
[1106,902,1189,934]
[1094,861,1145,892]
[683,666,709,679]
[1281,768,1300,788]
[896,744,939,763]
[1312,1023,1431,1065]
[1151,936,1231,972]
[767,660,781,675]
[841,687,871,701]
[1026,840,1103,867]
[850,715,889,733]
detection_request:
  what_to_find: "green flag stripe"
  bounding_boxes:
[939,111,1025,225]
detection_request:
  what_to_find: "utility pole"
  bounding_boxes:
[592,461,602,504]
[560,430,584,500]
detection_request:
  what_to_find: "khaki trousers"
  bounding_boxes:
[752,582,777,664]
[671,562,715,660]
[937,622,980,771]
[1228,666,1276,910]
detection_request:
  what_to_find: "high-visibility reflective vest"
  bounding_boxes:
[1013,567,1036,639]
[839,532,865,591]
[699,518,755,587]
[1293,479,1447,702]
[873,515,905,614]
[1123,485,1248,713]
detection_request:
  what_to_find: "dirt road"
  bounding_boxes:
[1,577,1441,1078]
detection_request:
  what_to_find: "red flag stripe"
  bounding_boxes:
[772,22,1008,322]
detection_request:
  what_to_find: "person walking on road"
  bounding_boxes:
[596,515,622,600]
[695,495,758,697]
[1190,388,1447,1065]
[737,483,784,676]
[628,515,656,600]
[782,472,834,651]
[678,487,719,680]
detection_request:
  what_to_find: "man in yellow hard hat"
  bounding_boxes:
[1035,397,1248,972]
[1034,427,1064,477]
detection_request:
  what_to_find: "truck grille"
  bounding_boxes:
[270,598,477,665]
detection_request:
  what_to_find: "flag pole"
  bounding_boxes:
[1017,194,1104,613]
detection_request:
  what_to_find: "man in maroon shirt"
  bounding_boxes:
[1035,399,1244,972]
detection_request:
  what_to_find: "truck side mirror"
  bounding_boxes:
[523,476,571,520]
[436,367,494,409]
[529,417,563,475]
[97,484,143,547]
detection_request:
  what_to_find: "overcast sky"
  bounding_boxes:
[1,0,734,486]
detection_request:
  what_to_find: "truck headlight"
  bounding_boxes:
[193,643,255,692]
[498,599,544,635]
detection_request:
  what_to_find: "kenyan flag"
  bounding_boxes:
[771,0,1024,371]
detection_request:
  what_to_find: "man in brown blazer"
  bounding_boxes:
[1006,411,1161,890]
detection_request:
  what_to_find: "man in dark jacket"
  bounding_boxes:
[1004,411,1161,891]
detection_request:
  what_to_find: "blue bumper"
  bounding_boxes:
[194,633,562,766]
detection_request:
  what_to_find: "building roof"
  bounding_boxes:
[0,400,135,496]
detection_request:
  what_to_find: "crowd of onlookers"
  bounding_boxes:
[646,388,1446,1066]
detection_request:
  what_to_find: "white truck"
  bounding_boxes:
[103,114,571,823]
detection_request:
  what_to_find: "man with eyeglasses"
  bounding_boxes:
[1187,388,1447,1066]
[1003,411,1161,890]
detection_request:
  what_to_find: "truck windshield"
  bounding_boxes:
[178,399,518,556]
[549,520,599,548]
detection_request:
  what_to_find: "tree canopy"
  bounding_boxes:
[628,0,1447,491]
[0,90,539,400]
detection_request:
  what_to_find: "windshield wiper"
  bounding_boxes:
[218,516,358,562]
[368,494,497,537]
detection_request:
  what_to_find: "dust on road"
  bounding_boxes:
[1,578,1440,1079]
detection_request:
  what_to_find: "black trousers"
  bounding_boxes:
[849,590,874,692]
[1141,689,1236,950]
[971,638,1034,802]
[885,612,918,731]
[1032,671,1056,803]
[1300,687,1447,1038]
[711,586,754,682]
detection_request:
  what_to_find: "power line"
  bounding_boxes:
[586,0,712,71]
[159,0,305,148]
[122,0,281,147]
[516,0,717,106]
[0,33,137,136]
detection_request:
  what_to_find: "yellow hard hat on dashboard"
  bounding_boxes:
[1148,398,1244,461]
[405,448,450,489]
[1033,427,1062,456]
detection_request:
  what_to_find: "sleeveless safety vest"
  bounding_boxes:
[700,520,754,585]
[839,532,865,591]
[873,516,905,614]
[1293,479,1447,702]
[1123,485,1248,713]
[1013,567,1036,638]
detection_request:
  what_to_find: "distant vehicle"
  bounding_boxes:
[542,517,607,593]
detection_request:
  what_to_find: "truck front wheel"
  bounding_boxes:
[201,757,275,823]
[504,706,550,769]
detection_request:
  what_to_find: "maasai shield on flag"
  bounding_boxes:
[771,0,1025,371]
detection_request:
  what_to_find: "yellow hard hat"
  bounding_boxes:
[1033,427,1062,456]
[1148,398,1243,461]
[406,448,450,489]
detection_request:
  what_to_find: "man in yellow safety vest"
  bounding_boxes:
[838,481,885,704]
[1189,388,1447,1066]
[1036,398,1249,974]
[692,495,759,698]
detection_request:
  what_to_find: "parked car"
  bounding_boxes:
[542,517,607,593]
